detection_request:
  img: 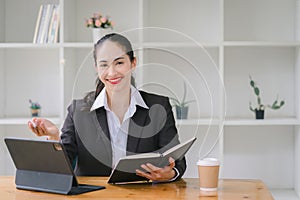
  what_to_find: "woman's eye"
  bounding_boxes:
[116,61,124,65]
[99,64,108,68]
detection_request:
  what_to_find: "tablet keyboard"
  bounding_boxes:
[69,184,105,195]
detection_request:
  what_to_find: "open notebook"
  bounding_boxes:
[108,137,197,184]
[4,138,105,195]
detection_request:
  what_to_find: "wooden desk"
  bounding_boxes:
[0,177,274,200]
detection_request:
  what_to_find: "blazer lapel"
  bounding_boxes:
[95,108,110,140]
[91,108,112,165]
[127,106,149,154]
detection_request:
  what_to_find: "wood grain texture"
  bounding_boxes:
[0,177,274,200]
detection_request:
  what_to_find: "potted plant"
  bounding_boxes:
[29,99,41,117]
[85,12,115,43]
[169,82,195,119]
[249,76,285,119]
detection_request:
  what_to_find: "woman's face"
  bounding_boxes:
[95,41,136,93]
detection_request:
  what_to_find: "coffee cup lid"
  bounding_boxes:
[197,158,219,166]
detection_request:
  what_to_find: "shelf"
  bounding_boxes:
[61,42,219,49]
[141,42,219,48]
[3,41,297,49]
[224,118,300,126]
[3,117,296,127]
[0,43,61,49]
[62,42,93,48]
[0,117,61,125]
[223,41,300,47]
[175,118,220,126]
[1,0,299,193]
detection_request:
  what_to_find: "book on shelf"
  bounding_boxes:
[32,5,43,43]
[107,137,197,184]
[35,4,49,43]
[42,4,54,43]
[33,4,60,44]
[47,4,60,43]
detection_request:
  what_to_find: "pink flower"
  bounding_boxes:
[100,17,107,23]
[110,21,115,27]
[88,19,93,25]
[85,12,114,29]
[95,19,101,27]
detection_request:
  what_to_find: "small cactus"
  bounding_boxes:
[29,99,41,109]
[249,76,284,112]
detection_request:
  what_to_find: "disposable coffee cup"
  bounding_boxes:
[197,158,220,192]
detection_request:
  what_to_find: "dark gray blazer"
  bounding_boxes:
[60,90,186,180]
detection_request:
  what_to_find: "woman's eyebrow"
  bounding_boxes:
[113,56,125,61]
[99,56,125,63]
[99,59,107,63]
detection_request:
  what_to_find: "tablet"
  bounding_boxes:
[5,137,105,195]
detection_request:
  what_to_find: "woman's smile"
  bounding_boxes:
[107,77,123,85]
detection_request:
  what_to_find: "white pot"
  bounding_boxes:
[92,28,111,44]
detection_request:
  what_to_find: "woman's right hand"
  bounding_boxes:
[28,118,60,141]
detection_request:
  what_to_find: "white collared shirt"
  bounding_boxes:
[90,86,149,168]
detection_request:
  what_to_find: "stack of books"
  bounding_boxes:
[33,4,60,44]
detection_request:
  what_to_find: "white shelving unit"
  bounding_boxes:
[0,0,299,199]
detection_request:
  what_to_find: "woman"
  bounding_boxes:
[28,33,186,182]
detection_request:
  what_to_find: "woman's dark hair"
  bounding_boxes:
[83,33,136,107]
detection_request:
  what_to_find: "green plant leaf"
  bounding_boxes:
[182,99,196,107]
[249,102,255,112]
[254,87,260,96]
[250,80,255,87]
[182,81,187,103]
[272,100,278,107]
[169,81,195,108]
[169,97,181,106]
[257,97,261,105]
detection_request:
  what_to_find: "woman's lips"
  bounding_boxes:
[107,77,122,85]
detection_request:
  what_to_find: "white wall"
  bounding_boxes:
[64,0,140,43]
[0,0,4,42]
[0,0,5,174]
[223,126,294,189]
[179,125,221,178]
[0,128,6,175]
[143,0,219,43]
[295,127,300,196]
[142,47,221,119]
[225,47,295,118]
[225,0,295,41]
[4,49,60,117]
[294,0,300,195]
[294,47,300,196]
[0,49,4,117]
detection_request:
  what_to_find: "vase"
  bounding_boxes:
[176,105,189,119]
[255,109,264,119]
[92,28,111,44]
[31,108,40,117]
[92,28,102,44]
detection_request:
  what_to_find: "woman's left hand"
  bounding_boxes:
[136,157,176,182]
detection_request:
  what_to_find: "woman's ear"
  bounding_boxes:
[131,57,137,70]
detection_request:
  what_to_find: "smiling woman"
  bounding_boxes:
[28,33,186,183]
[92,33,136,97]
[89,34,138,124]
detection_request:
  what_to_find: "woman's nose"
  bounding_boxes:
[106,64,117,75]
